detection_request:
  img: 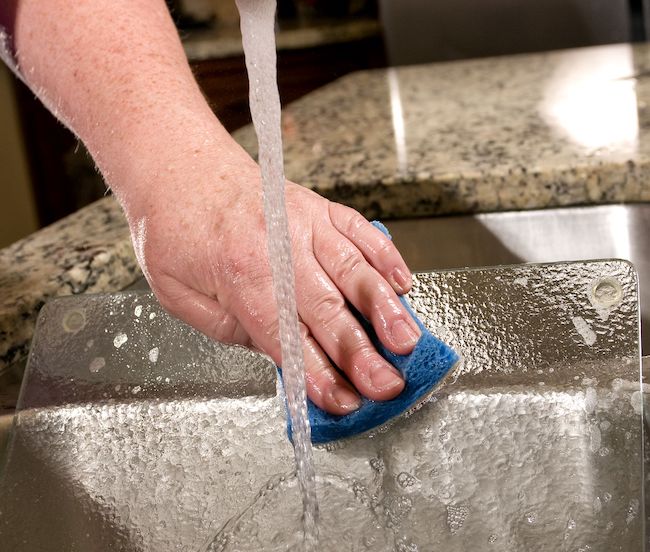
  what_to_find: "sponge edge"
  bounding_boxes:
[282,221,460,444]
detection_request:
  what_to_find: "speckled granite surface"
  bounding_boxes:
[0,197,140,373]
[183,18,381,61]
[4,42,650,375]
[234,43,650,219]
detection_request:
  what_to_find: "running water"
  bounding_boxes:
[235,0,319,547]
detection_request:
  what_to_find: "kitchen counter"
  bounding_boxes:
[2,42,650,378]
[234,42,650,218]
[0,198,139,376]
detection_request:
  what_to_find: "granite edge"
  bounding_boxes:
[0,196,142,373]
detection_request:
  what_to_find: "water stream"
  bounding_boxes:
[235,0,319,547]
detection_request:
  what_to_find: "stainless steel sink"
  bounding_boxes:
[387,204,650,352]
[0,260,643,551]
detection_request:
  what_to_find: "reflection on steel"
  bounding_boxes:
[388,204,650,352]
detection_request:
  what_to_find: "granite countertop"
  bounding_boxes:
[0,198,140,377]
[3,42,650,382]
[234,42,650,219]
[182,18,382,61]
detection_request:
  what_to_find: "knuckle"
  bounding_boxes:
[261,316,280,341]
[224,254,269,287]
[344,331,373,359]
[332,247,364,283]
[155,291,176,315]
[309,292,345,328]
[329,201,366,237]
[150,279,183,315]
[344,211,367,237]
[209,313,239,344]
[376,236,395,258]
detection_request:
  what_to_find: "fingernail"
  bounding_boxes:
[392,319,420,348]
[369,360,404,392]
[391,267,411,294]
[331,386,361,411]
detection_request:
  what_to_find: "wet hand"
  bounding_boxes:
[128,158,420,415]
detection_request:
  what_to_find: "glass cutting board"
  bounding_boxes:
[0,260,643,551]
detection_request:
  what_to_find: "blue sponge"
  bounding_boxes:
[281,221,459,444]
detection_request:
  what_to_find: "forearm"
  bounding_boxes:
[11,0,250,213]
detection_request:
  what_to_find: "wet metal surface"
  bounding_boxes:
[0,261,643,551]
[388,204,650,352]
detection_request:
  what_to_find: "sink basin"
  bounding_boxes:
[386,204,650,352]
[0,260,642,551]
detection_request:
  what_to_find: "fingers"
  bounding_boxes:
[295,257,406,402]
[328,202,412,295]
[301,326,361,415]
[228,280,364,414]
[313,224,421,356]
[153,275,251,346]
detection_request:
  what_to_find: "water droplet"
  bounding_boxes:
[439,428,450,443]
[630,391,643,415]
[593,496,602,514]
[525,511,537,524]
[446,503,470,534]
[149,312,156,320]
[131,386,142,395]
[584,387,598,413]
[396,538,419,552]
[149,347,159,363]
[626,498,639,524]
[134,305,143,317]
[113,333,128,348]
[566,519,576,530]
[396,472,416,488]
[89,357,105,373]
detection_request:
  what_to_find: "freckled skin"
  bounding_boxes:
[9,0,419,414]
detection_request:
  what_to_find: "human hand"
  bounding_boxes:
[126,149,420,415]
[9,0,422,415]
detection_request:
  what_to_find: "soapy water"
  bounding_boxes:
[236,0,318,547]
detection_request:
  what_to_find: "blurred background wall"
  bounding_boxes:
[0,65,37,248]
